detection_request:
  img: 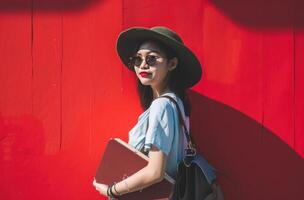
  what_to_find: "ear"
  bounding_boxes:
[168,57,178,71]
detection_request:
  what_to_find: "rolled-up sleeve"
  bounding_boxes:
[144,98,175,156]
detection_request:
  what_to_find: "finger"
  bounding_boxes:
[93,181,97,187]
[93,182,100,187]
[94,185,100,191]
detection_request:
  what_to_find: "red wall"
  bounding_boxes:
[0,0,303,199]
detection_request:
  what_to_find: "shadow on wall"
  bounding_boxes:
[188,90,304,200]
[0,113,98,199]
[0,113,46,199]
[0,0,101,12]
[209,0,304,29]
[2,0,304,24]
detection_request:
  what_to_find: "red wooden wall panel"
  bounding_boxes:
[295,30,304,159]
[0,0,304,199]
[0,5,35,200]
[262,31,295,148]
[0,11,32,116]
[199,2,264,123]
[1,0,124,199]
[33,9,62,155]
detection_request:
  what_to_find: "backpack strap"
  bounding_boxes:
[158,95,196,154]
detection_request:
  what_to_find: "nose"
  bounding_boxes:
[139,58,149,69]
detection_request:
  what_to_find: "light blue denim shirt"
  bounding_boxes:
[128,92,189,179]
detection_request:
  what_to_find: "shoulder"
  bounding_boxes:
[149,99,173,119]
[149,93,178,112]
[150,97,171,108]
[147,94,180,121]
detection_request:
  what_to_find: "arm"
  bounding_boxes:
[93,145,167,196]
[93,99,174,196]
[112,145,167,195]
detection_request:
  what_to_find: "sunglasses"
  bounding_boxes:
[128,55,163,67]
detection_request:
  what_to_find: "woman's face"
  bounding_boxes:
[133,41,177,92]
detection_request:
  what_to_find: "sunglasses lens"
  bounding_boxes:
[129,56,142,67]
[146,55,157,66]
[134,56,143,66]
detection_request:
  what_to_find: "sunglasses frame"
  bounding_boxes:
[128,54,164,67]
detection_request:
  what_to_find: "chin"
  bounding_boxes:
[137,76,151,84]
[139,80,152,86]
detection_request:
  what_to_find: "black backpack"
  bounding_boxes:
[160,96,224,200]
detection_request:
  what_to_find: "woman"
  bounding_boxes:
[93,26,203,199]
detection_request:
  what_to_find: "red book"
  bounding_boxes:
[95,138,175,200]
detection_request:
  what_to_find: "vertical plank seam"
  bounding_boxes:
[89,71,93,155]
[31,0,34,114]
[259,4,265,145]
[292,3,296,150]
[59,14,64,150]
[261,31,265,144]
[121,0,125,93]
[89,12,93,156]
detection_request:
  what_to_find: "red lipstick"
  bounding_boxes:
[139,72,150,78]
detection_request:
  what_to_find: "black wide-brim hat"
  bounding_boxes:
[116,26,202,88]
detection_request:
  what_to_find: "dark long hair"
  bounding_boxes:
[135,40,191,116]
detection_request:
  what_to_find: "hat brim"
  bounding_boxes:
[116,27,202,88]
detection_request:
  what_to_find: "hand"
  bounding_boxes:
[93,178,108,197]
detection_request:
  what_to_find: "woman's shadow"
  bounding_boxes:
[0,0,101,12]
[188,90,304,200]
[209,0,304,29]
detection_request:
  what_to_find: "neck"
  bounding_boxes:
[151,74,171,98]
[152,85,171,99]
